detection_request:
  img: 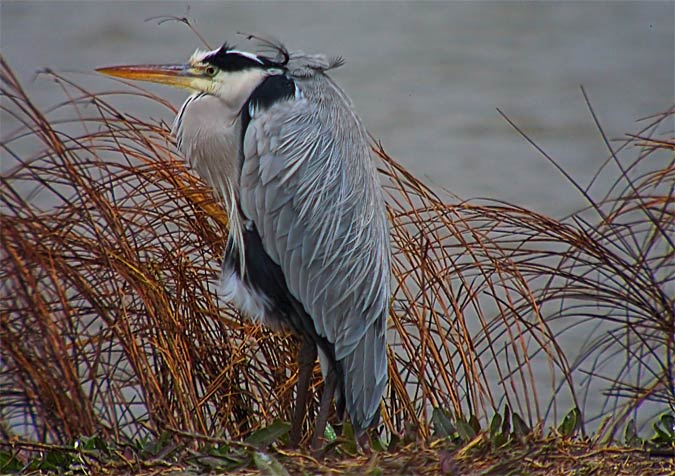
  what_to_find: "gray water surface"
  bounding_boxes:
[3,1,673,215]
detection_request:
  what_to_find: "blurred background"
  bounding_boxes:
[2,1,673,217]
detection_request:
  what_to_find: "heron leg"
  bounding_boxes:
[289,337,317,447]
[311,370,337,450]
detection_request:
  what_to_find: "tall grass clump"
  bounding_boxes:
[1,54,672,448]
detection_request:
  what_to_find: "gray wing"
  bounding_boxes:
[238,94,390,430]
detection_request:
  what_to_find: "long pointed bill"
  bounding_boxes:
[96,64,199,89]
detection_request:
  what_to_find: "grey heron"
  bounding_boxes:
[97,40,391,449]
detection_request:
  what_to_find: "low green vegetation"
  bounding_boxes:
[2,409,673,474]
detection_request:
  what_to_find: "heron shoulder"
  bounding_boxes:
[281,50,344,77]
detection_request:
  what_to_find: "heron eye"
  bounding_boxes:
[205,65,218,77]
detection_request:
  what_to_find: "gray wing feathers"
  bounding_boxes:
[239,86,390,430]
[341,315,388,428]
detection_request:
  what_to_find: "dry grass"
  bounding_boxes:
[4,429,672,476]
[1,52,673,472]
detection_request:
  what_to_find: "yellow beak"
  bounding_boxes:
[96,64,200,89]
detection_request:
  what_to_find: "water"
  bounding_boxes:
[3,1,673,215]
[2,1,673,431]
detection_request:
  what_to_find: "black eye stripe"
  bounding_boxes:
[203,44,282,71]
[204,52,263,71]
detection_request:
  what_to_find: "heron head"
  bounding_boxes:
[97,44,284,106]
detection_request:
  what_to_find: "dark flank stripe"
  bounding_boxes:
[223,226,338,370]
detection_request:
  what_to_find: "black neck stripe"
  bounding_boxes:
[248,74,295,111]
[239,74,296,168]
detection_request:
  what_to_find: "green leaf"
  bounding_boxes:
[0,451,24,472]
[511,412,530,438]
[138,431,172,457]
[492,433,508,448]
[489,413,502,438]
[324,422,337,442]
[194,453,248,471]
[651,414,675,445]
[371,435,387,452]
[37,449,73,471]
[156,430,171,449]
[245,421,291,448]
[78,435,109,453]
[501,405,511,435]
[468,414,481,433]
[558,407,581,438]
[387,432,401,452]
[456,419,476,442]
[342,420,355,441]
[657,414,675,438]
[252,451,290,476]
[368,466,384,476]
[132,434,151,452]
[432,407,456,438]
[489,412,507,447]
[339,421,358,455]
[624,419,642,447]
